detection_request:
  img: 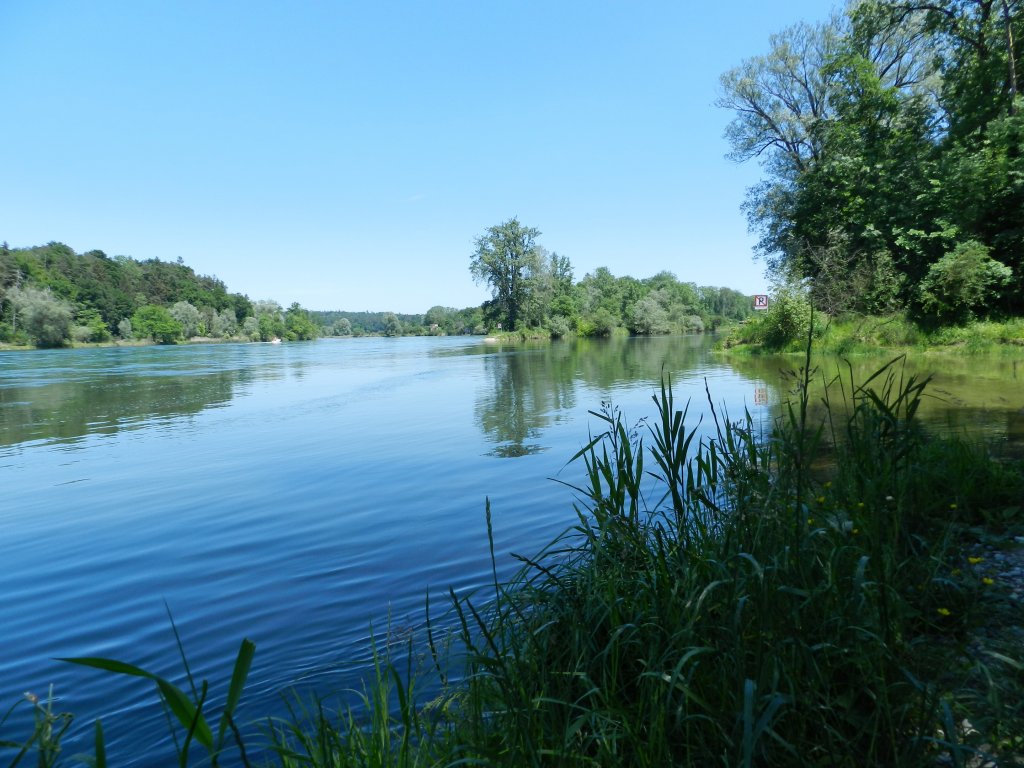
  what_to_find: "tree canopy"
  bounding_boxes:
[469,218,543,332]
[0,242,321,346]
[719,0,1023,322]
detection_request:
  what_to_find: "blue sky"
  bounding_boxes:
[1,1,833,313]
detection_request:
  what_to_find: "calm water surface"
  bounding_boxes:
[1,336,1021,763]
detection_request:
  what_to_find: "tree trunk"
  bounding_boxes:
[1002,0,1018,114]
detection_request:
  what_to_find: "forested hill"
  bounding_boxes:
[0,241,319,346]
[1,241,252,327]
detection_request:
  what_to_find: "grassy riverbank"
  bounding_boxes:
[5,353,1023,766]
[721,313,1024,356]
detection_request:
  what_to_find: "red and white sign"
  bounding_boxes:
[753,294,769,310]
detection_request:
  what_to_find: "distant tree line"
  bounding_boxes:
[0,242,318,347]
[465,217,754,338]
[0,238,755,348]
[718,0,1023,326]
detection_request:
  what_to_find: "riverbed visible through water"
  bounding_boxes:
[2,336,1021,763]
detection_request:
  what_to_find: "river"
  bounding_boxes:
[1,335,1021,763]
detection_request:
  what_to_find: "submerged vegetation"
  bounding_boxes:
[5,347,1022,766]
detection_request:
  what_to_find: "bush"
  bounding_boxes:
[132,304,182,344]
[760,288,812,349]
[242,316,260,340]
[7,286,72,347]
[677,313,705,333]
[548,315,572,339]
[170,301,202,338]
[626,296,671,335]
[579,308,618,337]
[918,241,1013,324]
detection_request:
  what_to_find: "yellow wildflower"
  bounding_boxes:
[949,503,958,510]
[807,518,815,525]
[937,608,951,617]
[816,496,826,504]
[982,577,994,586]
[968,556,983,565]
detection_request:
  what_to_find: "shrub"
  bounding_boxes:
[626,295,671,335]
[6,286,73,347]
[579,308,617,337]
[760,288,812,349]
[132,305,183,344]
[548,315,572,339]
[918,241,1012,324]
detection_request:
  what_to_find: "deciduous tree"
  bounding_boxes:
[469,218,542,331]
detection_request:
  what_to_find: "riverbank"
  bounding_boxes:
[720,313,1024,356]
[0,335,317,352]
[6,352,1022,766]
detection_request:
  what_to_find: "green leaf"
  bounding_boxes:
[155,678,213,749]
[61,655,214,751]
[59,656,156,679]
[94,720,107,768]
[218,638,256,745]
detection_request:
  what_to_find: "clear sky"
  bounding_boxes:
[1,1,834,314]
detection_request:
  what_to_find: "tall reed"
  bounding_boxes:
[441,353,1019,766]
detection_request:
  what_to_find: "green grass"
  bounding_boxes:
[721,312,1024,355]
[4,348,1023,766]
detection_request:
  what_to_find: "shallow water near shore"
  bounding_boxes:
[1,336,1021,763]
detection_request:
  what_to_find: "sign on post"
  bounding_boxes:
[753,295,769,311]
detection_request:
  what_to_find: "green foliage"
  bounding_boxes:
[75,307,113,343]
[469,217,543,331]
[382,312,402,337]
[311,309,426,336]
[918,240,1013,324]
[254,300,286,341]
[210,308,237,338]
[760,288,813,349]
[724,311,1024,354]
[241,316,260,341]
[435,358,1021,766]
[626,294,671,335]
[719,0,1024,322]
[578,307,619,337]
[61,617,255,767]
[132,304,183,344]
[548,314,572,338]
[0,688,73,767]
[0,243,252,336]
[330,317,353,336]
[422,305,455,334]
[170,301,202,338]
[5,286,73,347]
[284,303,318,341]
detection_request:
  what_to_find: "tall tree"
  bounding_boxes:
[469,218,542,331]
[718,17,846,273]
[6,286,72,347]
